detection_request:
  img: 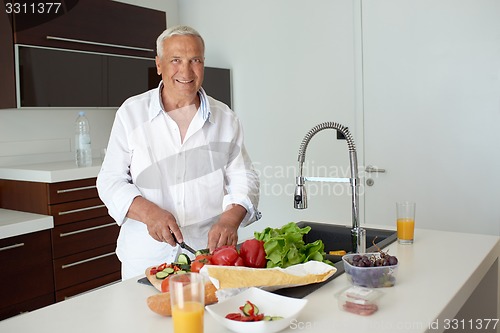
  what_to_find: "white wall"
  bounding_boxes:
[178,0,361,239]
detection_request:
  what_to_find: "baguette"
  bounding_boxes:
[146,281,218,316]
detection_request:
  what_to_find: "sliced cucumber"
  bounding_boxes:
[174,270,187,274]
[195,249,210,256]
[177,253,191,265]
[162,267,175,274]
[264,316,284,321]
[241,301,259,316]
[155,271,170,279]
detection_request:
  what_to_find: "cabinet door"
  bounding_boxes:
[18,46,104,107]
[55,271,121,302]
[48,178,99,204]
[49,197,108,226]
[52,215,119,258]
[53,243,120,290]
[106,55,159,106]
[0,230,55,318]
[14,0,165,58]
[0,8,15,108]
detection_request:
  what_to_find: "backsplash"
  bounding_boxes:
[0,108,115,167]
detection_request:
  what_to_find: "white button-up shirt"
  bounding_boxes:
[97,84,260,279]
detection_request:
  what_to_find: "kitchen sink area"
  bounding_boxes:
[273,221,397,298]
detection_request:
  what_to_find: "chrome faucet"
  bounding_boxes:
[294,122,366,253]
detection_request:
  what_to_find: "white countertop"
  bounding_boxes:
[0,159,102,183]
[0,209,53,239]
[0,227,498,333]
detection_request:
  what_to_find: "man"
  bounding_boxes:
[97,25,260,280]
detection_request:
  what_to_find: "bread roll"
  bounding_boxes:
[146,281,218,316]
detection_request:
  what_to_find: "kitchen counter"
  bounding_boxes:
[0,160,100,238]
[0,159,102,183]
[0,227,498,333]
[0,208,53,239]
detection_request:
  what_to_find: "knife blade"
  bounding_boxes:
[171,232,197,255]
[178,241,197,255]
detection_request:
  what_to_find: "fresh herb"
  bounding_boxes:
[254,222,333,268]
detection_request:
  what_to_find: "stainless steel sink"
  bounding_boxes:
[273,221,397,298]
[297,221,397,263]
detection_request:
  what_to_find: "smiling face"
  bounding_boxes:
[155,34,205,110]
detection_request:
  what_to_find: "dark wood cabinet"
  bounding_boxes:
[0,177,121,315]
[0,7,15,108]
[0,230,55,320]
[0,0,166,109]
[14,0,165,58]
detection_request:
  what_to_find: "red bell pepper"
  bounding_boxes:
[239,239,267,268]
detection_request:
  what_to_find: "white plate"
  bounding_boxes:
[205,287,308,333]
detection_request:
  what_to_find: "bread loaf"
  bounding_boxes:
[146,282,218,316]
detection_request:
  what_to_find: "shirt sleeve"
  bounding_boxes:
[96,110,142,226]
[222,118,261,227]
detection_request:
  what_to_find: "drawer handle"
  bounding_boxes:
[46,36,155,52]
[58,204,106,216]
[64,280,119,300]
[0,242,25,252]
[56,185,97,194]
[59,222,116,238]
[61,251,116,269]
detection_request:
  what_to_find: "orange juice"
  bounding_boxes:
[172,301,204,333]
[397,218,415,242]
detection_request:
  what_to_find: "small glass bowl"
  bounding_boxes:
[342,253,398,288]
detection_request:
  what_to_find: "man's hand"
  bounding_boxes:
[208,204,247,252]
[127,196,182,246]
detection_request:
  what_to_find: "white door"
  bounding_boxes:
[360,0,500,235]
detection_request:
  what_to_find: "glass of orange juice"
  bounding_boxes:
[396,202,416,244]
[170,273,205,333]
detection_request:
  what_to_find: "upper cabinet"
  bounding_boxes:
[13,0,165,57]
[0,8,15,109]
[0,0,166,109]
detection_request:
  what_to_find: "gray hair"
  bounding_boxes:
[156,25,205,58]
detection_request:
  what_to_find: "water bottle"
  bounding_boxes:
[75,111,92,167]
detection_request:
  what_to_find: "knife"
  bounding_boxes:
[171,233,197,255]
[178,241,197,255]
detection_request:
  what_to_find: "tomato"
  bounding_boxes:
[160,276,171,293]
[194,254,213,263]
[239,239,267,268]
[211,245,240,266]
[225,313,244,321]
[190,260,206,273]
[190,253,213,273]
[234,256,245,266]
[149,262,167,275]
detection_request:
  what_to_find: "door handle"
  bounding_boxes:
[365,165,386,173]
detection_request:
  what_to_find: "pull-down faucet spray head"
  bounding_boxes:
[294,176,307,209]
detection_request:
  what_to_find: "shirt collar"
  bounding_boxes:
[148,81,213,123]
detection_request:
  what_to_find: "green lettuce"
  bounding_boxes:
[254,222,333,268]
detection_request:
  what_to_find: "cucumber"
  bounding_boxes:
[174,270,187,274]
[264,316,284,321]
[162,267,175,274]
[241,301,259,316]
[155,271,170,279]
[195,249,210,256]
[177,253,191,265]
